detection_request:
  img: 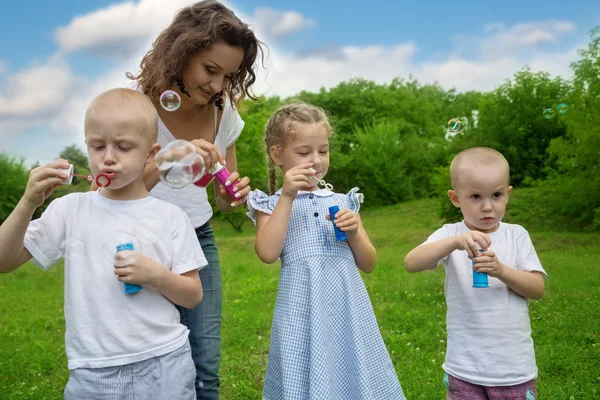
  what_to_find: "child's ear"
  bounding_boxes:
[147,143,161,164]
[506,185,513,202]
[447,189,460,208]
[270,145,283,167]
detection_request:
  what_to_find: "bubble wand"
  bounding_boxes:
[58,163,113,187]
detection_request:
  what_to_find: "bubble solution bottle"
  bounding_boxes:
[115,243,143,294]
[472,248,489,288]
[328,205,347,241]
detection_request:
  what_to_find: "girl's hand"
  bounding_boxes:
[326,208,361,236]
[189,139,226,172]
[22,159,70,208]
[472,250,505,278]
[281,163,314,200]
[218,171,250,208]
[453,231,491,260]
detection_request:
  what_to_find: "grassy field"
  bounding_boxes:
[0,198,599,399]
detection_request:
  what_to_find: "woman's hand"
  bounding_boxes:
[189,139,226,172]
[217,171,250,208]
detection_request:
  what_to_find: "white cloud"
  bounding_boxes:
[0,1,583,165]
[253,43,418,97]
[0,55,78,119]
[252,8,316,41]
[55,0,202,58]
[454,21,576,61]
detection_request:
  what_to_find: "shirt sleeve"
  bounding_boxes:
[223,103,245,150]
[421,225,452,267]
[246,189,277,225]
[23,197,68,271]
[516,230,547,278]
[345,187,364,213]
[169,209,208,275]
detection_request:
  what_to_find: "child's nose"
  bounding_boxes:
[103,147,117,164]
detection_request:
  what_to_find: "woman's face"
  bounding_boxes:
[181,41,244,106]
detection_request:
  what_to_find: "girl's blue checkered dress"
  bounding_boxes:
[247,187,405,400]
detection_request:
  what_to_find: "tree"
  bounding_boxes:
[467,68,570,187]
[0,154,29,225]
[537,27,600,229]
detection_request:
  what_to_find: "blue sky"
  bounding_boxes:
[0,0,596,165]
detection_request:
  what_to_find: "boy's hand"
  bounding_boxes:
[23,159,70,208]
[472,250,505,278]
[454,231,492,259]
[217,171,250,207]
[114,253,165,287]
[326,208,360,236]
[281,163,314,200]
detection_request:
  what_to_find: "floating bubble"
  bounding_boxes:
[446,91,457,102]
[155,140,205,188]
[543,108,554,119]
[447,118,465,134]
[160,90,181,112]
[557,103,568,114]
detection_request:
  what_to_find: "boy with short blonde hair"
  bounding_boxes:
[0,88,206,399]
[404,147,546,400]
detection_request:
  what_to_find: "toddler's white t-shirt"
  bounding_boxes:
[423,221,546,386]
[24,191,207,370]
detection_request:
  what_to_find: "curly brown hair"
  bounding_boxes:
[127,0,265,106]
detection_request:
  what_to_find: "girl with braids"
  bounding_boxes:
[246,103,406,399]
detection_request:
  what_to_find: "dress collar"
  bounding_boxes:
[274,188,335,197]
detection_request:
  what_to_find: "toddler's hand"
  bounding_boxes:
[281,163,314,200]
[114,253,164,287]
[472,250,505,278]
[454,231,491,259]
[22,159,70,209]
[326,208,360,236]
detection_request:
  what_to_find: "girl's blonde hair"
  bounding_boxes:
[264,102,332,194]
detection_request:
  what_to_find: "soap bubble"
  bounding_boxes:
[447,118,465,134]
[155,140,205,188]
[446,91,457,102]
[543,108,554,119]
[160,90,181,112]
[557,103,568,114]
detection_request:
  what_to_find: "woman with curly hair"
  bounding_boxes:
[126,1,265,398]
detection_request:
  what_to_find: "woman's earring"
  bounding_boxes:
[211,90,224,111]
[175,78,191,98]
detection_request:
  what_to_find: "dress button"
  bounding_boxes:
[314,212,319,217]
[309,194,314,199]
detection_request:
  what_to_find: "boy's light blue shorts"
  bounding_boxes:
[64,340,196,400]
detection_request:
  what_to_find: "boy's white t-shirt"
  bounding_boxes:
[23,191,208,370]
[150,100,245,228]
[423,221,547,386]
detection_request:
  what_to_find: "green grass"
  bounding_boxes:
[1,199,599,399]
